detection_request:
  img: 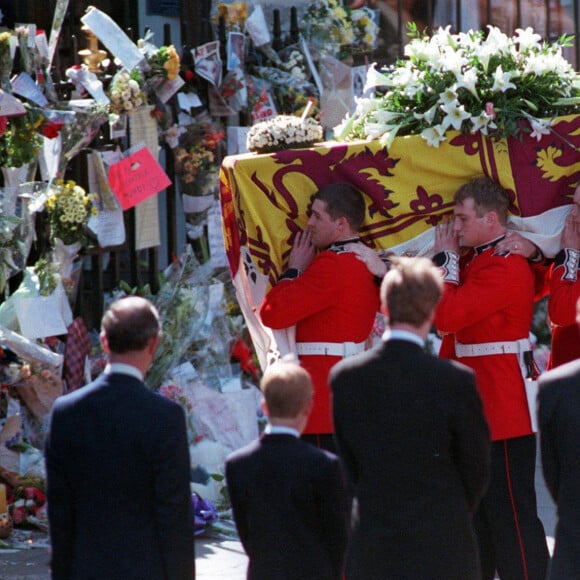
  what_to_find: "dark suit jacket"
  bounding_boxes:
[225,433,349,579]
[330,338,490,580]
[45,372,195,580]
[539,359,580,580]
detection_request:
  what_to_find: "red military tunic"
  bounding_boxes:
[260,244,379,435]
[435,247,535,441]
[547,250,580,369]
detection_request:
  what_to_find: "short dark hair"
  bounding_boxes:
[381,256,443,327]
[101,296,161,354]
[261,360,313,419]
[313,182,366,231]
[454,176,509,225]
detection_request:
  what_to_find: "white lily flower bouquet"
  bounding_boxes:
[335,24,580,148]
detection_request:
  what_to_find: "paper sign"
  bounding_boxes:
[108,146,171,210]
[47,0,71,67]
[15,283,72,339]
[11,73,49,107]
[88,208,126,248]
[0,92,27,117]
[156,76,185,103]
[177,92,202,111]
[208,204,228,269]
[81,6,145,71]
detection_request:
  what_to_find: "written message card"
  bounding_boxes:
[108,146,171,210]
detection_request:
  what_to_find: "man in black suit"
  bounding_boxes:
[45,296,195,580]
[538,296,580,580]
[225,358,349,580]
[330,256,491,580]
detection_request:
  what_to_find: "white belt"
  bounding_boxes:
[296,340,367,358]
[455,338,531,358]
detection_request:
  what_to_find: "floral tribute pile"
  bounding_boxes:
[336,25,580,148]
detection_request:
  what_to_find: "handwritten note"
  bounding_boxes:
[108,147,171,211]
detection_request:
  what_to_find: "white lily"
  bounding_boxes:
[514,27,542,53]
[492,66,517,93]
[529,118,551,141]
[440,100,471,131]
[421,125,447,147]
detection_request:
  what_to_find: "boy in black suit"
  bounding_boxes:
[225,359,348,580]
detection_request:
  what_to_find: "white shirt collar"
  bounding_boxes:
[382,328,425,348]
[264,424,300,438]
[105,362,144,382]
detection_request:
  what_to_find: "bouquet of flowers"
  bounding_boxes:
[247,114,324,154]
[147,45,181,81]
[108,69,146,115]
[174,123,225,186]
[0,106,45,169]
[43,180,97,246]
[336,25,580,148]
[302,0,354,52]
[350,7,379,54]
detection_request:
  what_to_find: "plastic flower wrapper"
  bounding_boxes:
[0,31,13,92]
[350,7,379,54]
[159,380,198,442]
[253,66,319,116]
[145,246,212,390]
[183,267,245,392]
[0,204,26,295]
[246,75,277,123]
[42,101,109,179]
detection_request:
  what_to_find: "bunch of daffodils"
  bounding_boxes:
[335,25,580,148]
[44,180,97,246]
[247,115,324,154]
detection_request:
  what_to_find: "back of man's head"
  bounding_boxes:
[261,360,313,420]
[454,176,509,225]
[381,256,443,327]
[314,182,366,232]
[101,296,160,354]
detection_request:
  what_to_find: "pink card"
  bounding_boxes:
[108,146,171,210]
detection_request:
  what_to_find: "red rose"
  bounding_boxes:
[0,116,8,138]
[40,121,64,139]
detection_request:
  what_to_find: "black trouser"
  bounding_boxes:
[475,434,549,580]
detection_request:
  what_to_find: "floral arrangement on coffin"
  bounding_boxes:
[108,69,146,115]
[335,25,580,148]
[303,0,354,52]
[173,122,225,186]
[350,7,379,54]
[43,180,97,247]
[247,114,324,154]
